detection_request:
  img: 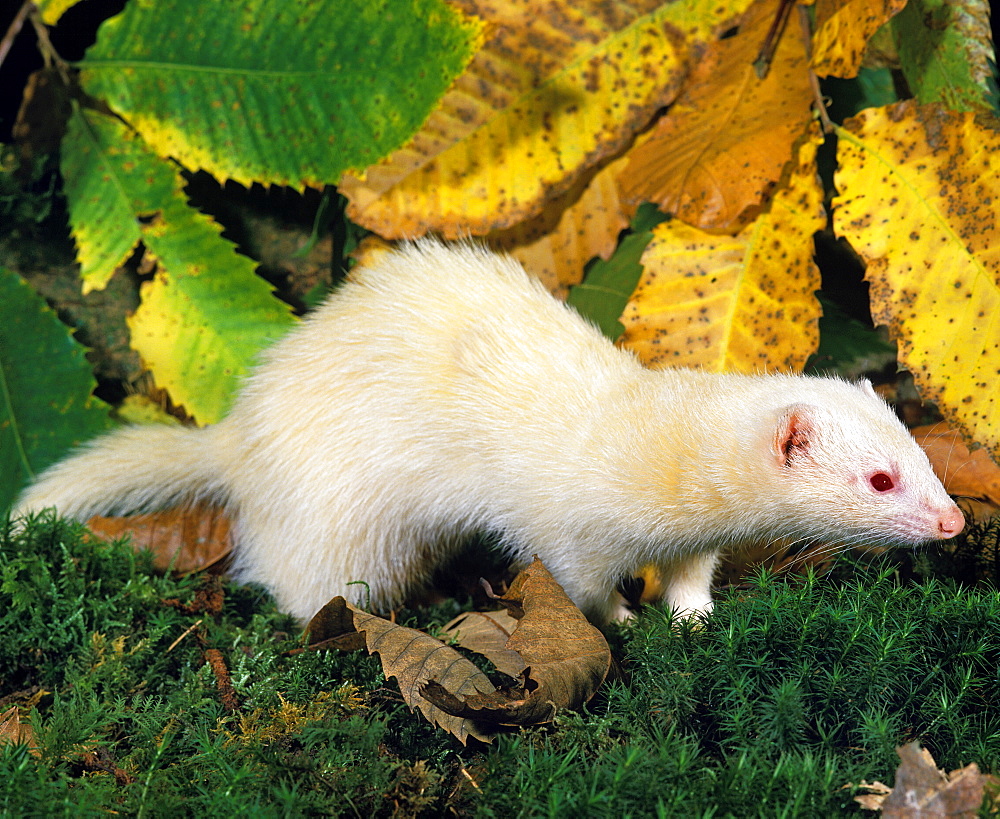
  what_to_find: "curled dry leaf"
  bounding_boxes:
[86,503,234,574]
[422,558,612,726]
[442,610,527,679]
[912,422,1000,522]
[13,68,73,164]
[852,779,893,811]
[853,741,996,817]
[306,597,499,744]
[305,559,611,741]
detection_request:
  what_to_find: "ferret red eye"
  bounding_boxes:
[870,472,894,492]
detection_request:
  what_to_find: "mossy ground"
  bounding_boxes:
[2,513,999,817]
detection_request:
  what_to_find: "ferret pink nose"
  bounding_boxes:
[938,506,965,539]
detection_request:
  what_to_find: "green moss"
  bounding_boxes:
[3,514,1000,816]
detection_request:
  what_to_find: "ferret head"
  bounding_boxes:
[766,379,964,548]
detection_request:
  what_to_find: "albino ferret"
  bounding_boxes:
[16,241,964,624]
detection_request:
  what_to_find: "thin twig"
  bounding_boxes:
[0,0,32,71]
[167,618,204,652]
[797,5,834,133]
[27,4,71,84]
[753,0,796,79]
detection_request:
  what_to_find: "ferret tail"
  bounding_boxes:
[14,424,228,521]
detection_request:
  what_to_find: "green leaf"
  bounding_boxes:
[78,0,485,186]
[0,268,114,512]
[822,68,900,124]
[62,107,296,424]
[892,0,997,114]
[805,294,897,378]
[61,105,146,293]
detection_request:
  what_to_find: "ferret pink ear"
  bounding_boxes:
[859,379,879,399]
[774,404,817,466]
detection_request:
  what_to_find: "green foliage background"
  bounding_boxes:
[0,269,113,506]
[0,0,483,509]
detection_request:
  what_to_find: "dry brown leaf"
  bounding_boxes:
[12,68,72,167]
[422,558,611,726]
[913,422,1000,521]
[442,610,527,679]
[86,504,233,574]
[306,597,499,744]
[852,779,893,811]
[616,0,813,230]
[854,741,993,818]
[306,559,610,740]
[0,707,38,755]
[303,596,367,652]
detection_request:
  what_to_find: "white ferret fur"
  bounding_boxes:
[16,240,964,625]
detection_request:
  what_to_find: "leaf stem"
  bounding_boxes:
[0,0,31,71]
[796,5,834,134]
[26,5,72,84]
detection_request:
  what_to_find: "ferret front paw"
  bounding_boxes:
[609,601,636,623]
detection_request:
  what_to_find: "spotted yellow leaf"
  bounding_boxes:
[620,128,824,371]
[810,0,907,79]
[617,0,813,230]
[341,0,712,239]
[833,101,1000,459]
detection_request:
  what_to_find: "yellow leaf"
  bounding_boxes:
[659,0,759,40]
[616,0,813,230]
[832,101,1000,459]
[341,0,703,239]
[35,0,78,25]
[620,127,824,371]
[811,0,907,78]
[127,262,293,425]
[490,157,630,298]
